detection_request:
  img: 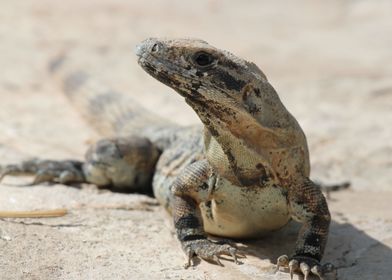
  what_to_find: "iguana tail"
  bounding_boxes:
[49,54,177,142]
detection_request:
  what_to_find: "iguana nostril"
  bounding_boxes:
[135,40,161,58]
[151,43,160,53]
[134,43,144,57]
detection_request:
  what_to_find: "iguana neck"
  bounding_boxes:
[184,80,297,153]
[183,80,306,186]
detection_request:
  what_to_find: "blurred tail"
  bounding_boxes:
[48,53,175,138]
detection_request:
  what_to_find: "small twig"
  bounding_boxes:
[0,208,68,218]
[72,203,157,212]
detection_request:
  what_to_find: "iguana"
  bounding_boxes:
[0,38,346,279]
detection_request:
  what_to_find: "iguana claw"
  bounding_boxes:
[300,262,310,280]
[289,259,299,279]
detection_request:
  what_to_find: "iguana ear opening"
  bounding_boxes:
[241,84,262,115]
[241,84,253,102]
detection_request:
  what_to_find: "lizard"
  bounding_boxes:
[0,38,344,279]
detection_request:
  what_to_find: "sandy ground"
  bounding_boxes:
[0,0,391,279]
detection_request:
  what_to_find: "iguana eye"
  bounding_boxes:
[193,52,215,67]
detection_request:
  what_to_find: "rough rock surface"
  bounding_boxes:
[0,1,391,279]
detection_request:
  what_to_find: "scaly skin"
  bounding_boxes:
[136,38,333,279]
[0,38,340,279]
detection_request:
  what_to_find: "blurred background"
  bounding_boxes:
[1,0,391,189]
[0,1,391,279]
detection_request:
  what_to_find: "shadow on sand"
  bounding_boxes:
[236,219,392,279]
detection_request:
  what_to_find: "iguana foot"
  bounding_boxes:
[277,255,335,280]
[183,239,240,268]
[0,158,85,185]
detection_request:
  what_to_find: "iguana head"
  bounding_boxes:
[136,38,267,102]
[136,38,291,130]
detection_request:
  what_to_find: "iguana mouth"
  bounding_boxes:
[137,53,197,98]
[136,38,218,99]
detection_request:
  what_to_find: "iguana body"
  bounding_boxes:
[0,38,336,279]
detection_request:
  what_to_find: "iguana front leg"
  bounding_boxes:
[277,178,335,280]
[172,160,239,267]
[0,136,160,192]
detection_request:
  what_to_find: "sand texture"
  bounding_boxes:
[0,1,391,279]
